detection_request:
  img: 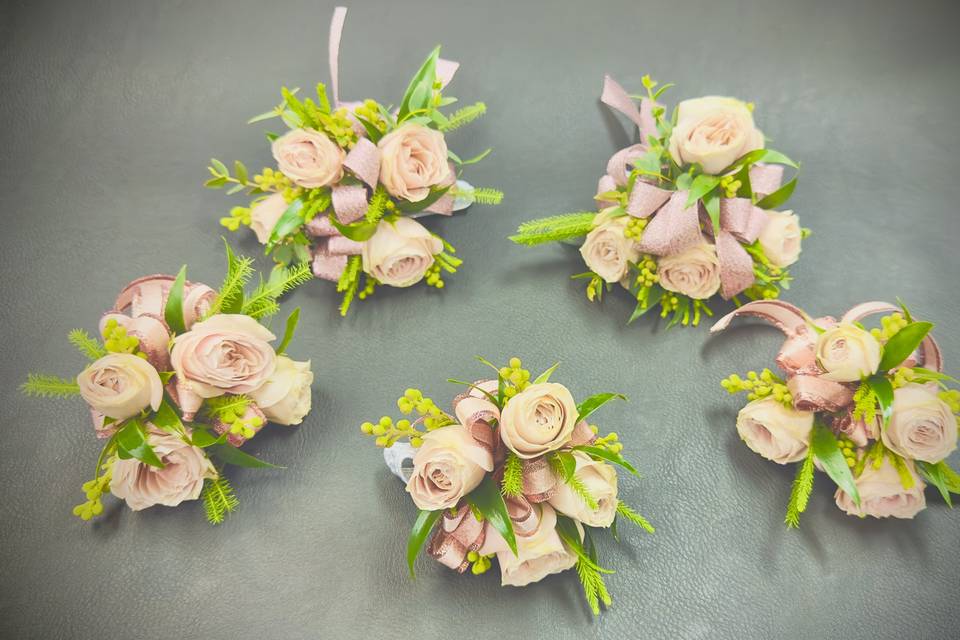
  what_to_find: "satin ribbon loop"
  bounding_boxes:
[521,457,559,503]
[331,184,368,224]
[311,245,349,282]
[343,138,380,188]
[715,230,755,300]
[605,144,647,188]
[748,163,784,199]
[595,175,618,210]
[626,180,672,218]
[719,198,768,244]
[787,375,854,413]
[636,190,701,256]
[569,420,597,447]
[428,505,486,572]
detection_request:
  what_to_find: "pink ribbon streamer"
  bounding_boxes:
[600,75,657,144]
[636,191,702,256]
[343,138,380,188]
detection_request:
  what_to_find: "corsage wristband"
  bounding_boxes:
[207,6,502,316]
[362,357,653,616]
[512,75,805,327]
[21,245,314,524]
[712,300,959,525]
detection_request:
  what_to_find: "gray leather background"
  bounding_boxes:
[2,0,959,638]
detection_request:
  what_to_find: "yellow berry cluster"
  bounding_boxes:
[424,261,446,289]
[721,369,793,407]
[837,435,858,468]
[102,319,146,359]
[623,216,648,241]
[361,390,454,447]
[357,276,378,300]
[73,458,113,521]
[659,293,682,315]
[719,174,743,199]
[891,367,916,389]
[353,99,388,134]
[851,384,878,423]
[466,551,494,575]
[220,408,264,440]
[499,357,531,399]
[315,107,358,149]
[633,255,659,288]
[361,415,424,447]
[870,312,908,342]
[220,205,252,232]
[592,429,623,454]
[253,167,297,201]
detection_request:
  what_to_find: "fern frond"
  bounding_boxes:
[785,447,815,528]
[241,263,312,319]
[439,102,486,132]
[21,374,81,398]
[501,453,524,498]
[68,329,105,361]
[337,256,362,317]
[204,394,251,420]
[509,212,596,246]
[616,501,655,533]
[364,186,390,223]
[453,187,503,206]
[567,473,599,510]
[202,474,239,525]
[213,255,255,316]
[575,559,611,616]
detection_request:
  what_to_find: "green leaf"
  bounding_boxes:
[406,509,442,578]
[164,265,188,335]
[459,148,492,166]
[398,46,440,119]
[628,285,664,324]
[864,375,895,427]
[878,321,934,371]
[276,307,300,355]
[702,191,721,234]
[466,476,517,556]
[685,174,720,208]
[210,443,282,469]
[811,421,859,507]
[615,500,655,533]
[911,367,960,385]
[533,362,560,384]
[210,158,228,176]
[202,475,239,524]
[551,450,577,481]
[328,215,380,242]
[755,175,797,209]
[353,116,384,143]
[267,199,305,248]
[575,392,627,424]
[116,419,164,468]
[152,398,185,435]
[917,461,955,507]
[573,445,638,475]
[396,186,451,213]
[233,160,248,184]
[190,427,227,448]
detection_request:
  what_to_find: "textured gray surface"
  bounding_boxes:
[1,0,959,638]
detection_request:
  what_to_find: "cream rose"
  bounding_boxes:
[170,314,276,399]
[378,123,451,202]
[548,451,618,527]
[77,353,163,421]
[110,427,217,511]
[815,324,881,382]
[579,215,640,284]
[271,128,345,188]
[835,457,926,519]
[249,356,314,426]
[492,503,578,587]
[882,383,957,463]
[249,193,289,245]
[736,398,814,464]
[758,210,802,268]
[500,383,578,459]
[405,424,494,511]
[668,96,765,174]
[361,217,442,287]
[657,242,722,299]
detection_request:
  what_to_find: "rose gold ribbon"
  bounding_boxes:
[600,75,657,144]
[428,505,487,572]
[748,163,783,198]
[636,191,701,256]
[343,137,380,188]
[626,180,672,218]
[787,375,854,413]
[331,184,368,224]
[521,457,558,503]
[595,175,618,209]
[112,274,216,329]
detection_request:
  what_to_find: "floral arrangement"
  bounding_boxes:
[206,7,501,316]
[511,75,806,327]
[712,300,959,525]
[20,245,314,524]
[362,357,654,615]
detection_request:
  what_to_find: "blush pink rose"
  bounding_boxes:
[249,193,289,245]
[271,128,345,188]
[736,398,814,464]
[668,96,764,174]
[405,424,494,511]
[77,353,163,421]
[882,383,957,463]
[377,123,451,202]
[499,383,578,459]
[482,503,579,587]
[170,314,276,399]
[835,456,926,519]
[110,427,217,511]
[361,217,442,287]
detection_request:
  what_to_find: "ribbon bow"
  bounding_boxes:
[427,381,596,571]
[711,300,944,413]
[598,75,788,300]
[310,7,461,282]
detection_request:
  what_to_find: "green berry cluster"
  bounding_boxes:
[73,458,113,521]
[466,551,494,575]
[360,389,454,447]
[253,167,297,200]
[851,384,879,423]
[353,99,388,134]
[719,174,743,199]
[591,429,623,454]
[102,319,146,358]
[836,435,858,468]
[499,357,531,400]
[424,261,446,289]
[397,389,453,430]
[360,415,422,447]
[220,205,252,232]
[659,293,682,316]
[221,408,264,440]
[623,217,648,241]
[357,275,378,301]
[891,366,916,389]
[870,312,908,342]
[721,369,793,407]
[315,107,358,149]
[633,255,659,288]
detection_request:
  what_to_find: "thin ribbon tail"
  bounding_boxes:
[715,230,755,300]
[636,190,701,256]
[600,74,657,142]
[605,144,647,187]
[329,6,348,106]
[436,58,459,89]
[710,299,811,336]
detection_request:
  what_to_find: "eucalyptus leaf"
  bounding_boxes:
[755,176,797,209]
[685,174,720,208]
[152,398,185,435]
[702,192,721,235]
[116,418,164,468]
[329,215,380,242]
[575,392,627,424]
[628,285,664,324]
[407,509,443,578]
[396,186,451,213]
[878,321,933,371]
[164,266,188,335]
[811,421,859,507]
[190,427,227,448]
[276,307,301,355]
[466,476,517,556]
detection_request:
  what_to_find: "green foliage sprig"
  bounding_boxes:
[509,212,597,246]
[202,474,239,525]
[20,374,80,398]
